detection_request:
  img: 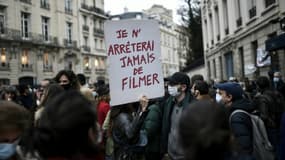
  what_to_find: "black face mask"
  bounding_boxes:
[61,84,71,90]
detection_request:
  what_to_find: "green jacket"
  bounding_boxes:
[160,92,192,154]
[142,103,162,154]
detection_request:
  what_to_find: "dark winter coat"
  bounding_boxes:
[229,98,256,158]
[160,92,191,154]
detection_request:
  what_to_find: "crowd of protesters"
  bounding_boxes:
[0,69,285,160]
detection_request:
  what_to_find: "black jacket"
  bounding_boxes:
[112,111,148,160]
[229,98,255,154]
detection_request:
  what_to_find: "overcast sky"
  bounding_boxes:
[104,0,184,24]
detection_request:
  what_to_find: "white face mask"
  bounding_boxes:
[215,93,222,102]
[273,77,279,82]
[168,86,181,97]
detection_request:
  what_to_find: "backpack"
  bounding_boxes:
[230,109,275,160]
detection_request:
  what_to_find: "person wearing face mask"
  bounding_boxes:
[273,72,285,99]
[0,101,31,160]
[54,70,80,91]
[215,82,255,160]
[161,72,192,160]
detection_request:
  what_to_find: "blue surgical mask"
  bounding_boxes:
[0,142,17,159]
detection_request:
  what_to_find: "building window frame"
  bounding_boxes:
[21,12,30,39]
[42,16,49,41]
[66,22,72,44]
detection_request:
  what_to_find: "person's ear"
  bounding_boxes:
[180,84,187,92]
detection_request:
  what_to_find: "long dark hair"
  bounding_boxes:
[21,91,99,158]
[40,84,64,107]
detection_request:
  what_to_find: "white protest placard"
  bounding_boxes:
[104,20,164,106]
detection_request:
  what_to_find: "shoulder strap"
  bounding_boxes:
[229,109,250,121]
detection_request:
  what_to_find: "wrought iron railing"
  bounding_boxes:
[83,25,89,32]
[63,39,77,48]
[40,2,50,10]
[0,62,10,71]
[0,28,59,46]
[43,64,53,72]
[82,45,91,52]
[249,6,256,19]
[21,64,33,72]
[20,0,32,4]
[94,28,104,36]
[265,0,276,8]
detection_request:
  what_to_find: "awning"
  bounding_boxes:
[265,33,285,51]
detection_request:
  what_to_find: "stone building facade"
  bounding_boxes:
[202,0,285,81]
[0,0,107,85]
[110,5,182,78]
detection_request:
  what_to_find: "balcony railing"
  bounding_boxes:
[82,45,91,52]
[83,25,89,32]
[40,2,50,10]
[265,0,276,8]
[43,64,53,72]
[65,8,73,15]
[63,39,77,48]
[80,4,106,16]
[0,28,59,46]
[236,17,242,27]
[84,67,91,74]
[249,6,256,19]
[20,0,32,4]
[21,64,33,72]
[95,68,106,74]
[81,3,89,10]
[0,63,10,71]
[94,28,104,36]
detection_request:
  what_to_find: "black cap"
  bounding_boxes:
[168,72,190,86]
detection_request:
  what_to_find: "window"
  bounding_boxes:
[265,0,275,8]
[238,47,245,77]
[100,40,103,49]
[84,57,89,69]
[209,14,214,44]
[223,0,229,34]
[42,17,49,41]
[43,52,49,66]
[21,49,29,65]
[94,38,97,49]
[1,48,6,65]
[207,61,211,79]
[93,18,97,28]
[213,59,216,78]
[94,58,99,67]
[214,7,220,40]
[0,9,5,34]
[83,15,87,25]
[235,0,242,27]
[66,22,72,43]
[84,36,88,46]
[21,12,30,38]
[41,0,49,9]
[219,56,223,79]
[65,0,72,11]
[248,0,256,18]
